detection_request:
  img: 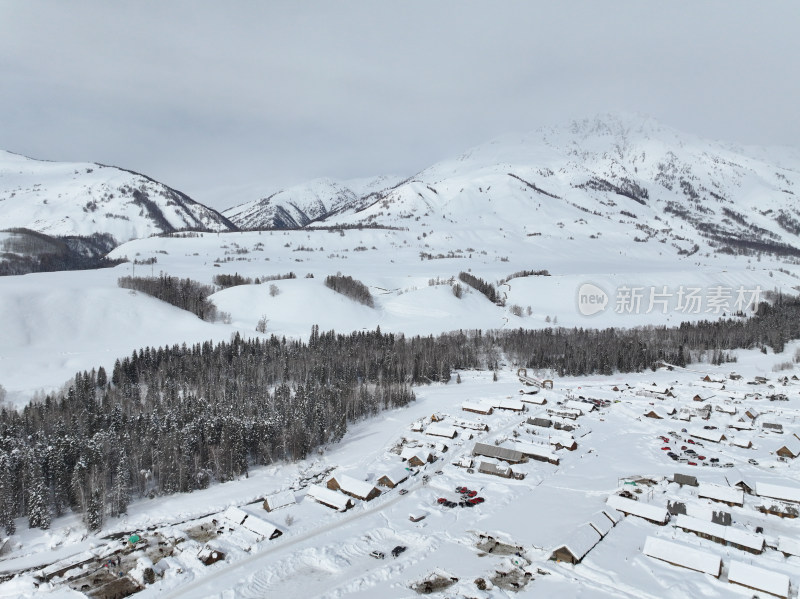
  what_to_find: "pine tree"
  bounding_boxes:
[26,458,50,530]
[86,489,103,531]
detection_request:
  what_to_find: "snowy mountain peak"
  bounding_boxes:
[0,151,235,244]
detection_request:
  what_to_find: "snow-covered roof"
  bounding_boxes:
[564,400,588,414]
[602,507,623,525]
[379,466,410,486]
[520,394,546,404]
[554,523,601,561]
[490,398,525,411]
[452,417,488,430]
[675,515,763,552]
[425,423,458,438]
[222,506,282,539]
[778,437,800,457]
[606,495,668,524]
[400,447,431,462]
[643,536,721,576]
[714,404,736,414]
[264,490,296,511]
[508,440,559,462]
[696,482,744,506]
[332,474,380,499]
[587,511,613,537]
[688,429,724,443]
[728,560,789,598]
[727,421,754,430]
[755,481,800,504]
[778,535,800,557]
[462,401,492,413]
[306,484,352,511]
[473,442,524,463]
[729,437,752,448]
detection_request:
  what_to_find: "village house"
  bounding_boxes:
[326,474,382,501]
[549,524,602,564]
[462,401,493,415]
[477,461,514,479]
[643,537,721,577]
[673,473,698,487]
[425,423,458,439]
[777,437,800,459]
[262,489,296,512]
[400,447,434,466]
[527,416,552,428]
[674,515,763,554]
[305,484,354,511]
[222,507,283,541]
[606,495,669,525]
[377,466,410,488]
[506,440,560,465]
[728,560,789,599]
[472,442,525,464]
[697,482,744,507]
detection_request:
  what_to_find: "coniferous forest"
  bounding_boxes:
[1,295,800,533]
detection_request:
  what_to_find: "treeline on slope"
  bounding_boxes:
[0,326,458,532]
[118,274,218,321]
[458,271,498,303]
[0,229,123,276]
[3,295,800,533]
[324,274,374,307]
[212,271,297,289]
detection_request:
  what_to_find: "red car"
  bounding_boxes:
[661,446,671,451]
[681,445,687,450]
[687,439,696,444]
[469,497,485,504]
[688,461,697,466]
[659,436,669,443]
[455,486,467,493]
[437,497,447,504]
[467,490,478,498]
[697,455,706,461]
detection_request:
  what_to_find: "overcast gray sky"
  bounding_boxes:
[2,1,799,211]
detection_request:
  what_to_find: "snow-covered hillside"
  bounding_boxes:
[0,150,235,243]
[312,113,800,260]
[223,175,403,230]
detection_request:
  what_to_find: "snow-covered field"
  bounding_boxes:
[3,344,800,598]
[0,227,797,407]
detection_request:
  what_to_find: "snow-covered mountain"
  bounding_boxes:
[307,113,799,258]
[0,150,236,244]
[223,175,404,229]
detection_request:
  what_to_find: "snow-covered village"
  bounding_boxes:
[2,4,800,598]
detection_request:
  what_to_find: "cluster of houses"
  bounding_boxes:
[580,469,800,598]
[644,536,790,598]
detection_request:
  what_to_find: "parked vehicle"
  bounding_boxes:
[459,500,475,508]
[688,461,697,466]
[399,489,408,495]
[661,446,671,451]
[748,458,759,465]
[697,455,706,460]
[469,497,485,504]
[466,490,478,498]
[370,550,385,559]
[723,463,734,468]
[710,457,719,463]
[456,486,467,493]
[437,497,448,504]
[391,546,407,558]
